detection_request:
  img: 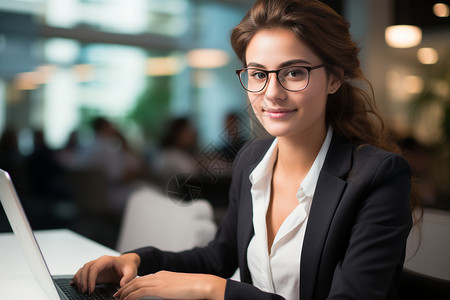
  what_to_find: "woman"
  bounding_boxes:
[71,0,418,299]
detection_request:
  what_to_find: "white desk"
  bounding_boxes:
[0,229,119,299]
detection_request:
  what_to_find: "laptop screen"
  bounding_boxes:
[0,169,61,300]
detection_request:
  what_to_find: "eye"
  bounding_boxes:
[282,67,307,81]
[249,69,267,81]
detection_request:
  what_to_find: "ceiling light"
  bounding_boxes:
[433,3,450,17]
[187,49,229,69]
[147,56,184,76]
[385,25,422,48]
[417,47,439,64]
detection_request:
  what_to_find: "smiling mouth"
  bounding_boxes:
[263,108,297,119]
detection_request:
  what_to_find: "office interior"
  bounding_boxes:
[0,0,449,291]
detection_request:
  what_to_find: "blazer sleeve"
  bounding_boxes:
[225,279,285,299]
[326,152,413,299]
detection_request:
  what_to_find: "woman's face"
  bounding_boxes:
[245,27,339,140]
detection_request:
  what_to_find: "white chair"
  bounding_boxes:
[404,208,450,281]
[116,186,217,253]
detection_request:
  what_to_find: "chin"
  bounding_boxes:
[264,127,295,138]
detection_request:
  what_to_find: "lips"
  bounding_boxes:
[263,108,297,119]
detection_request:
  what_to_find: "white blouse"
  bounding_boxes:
[247,127,333,300]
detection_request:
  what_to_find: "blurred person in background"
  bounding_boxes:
[27,129,68,202]
[23,129,71,228]
[152,117,199,186]
[75,117,148,213]
[55,130,81,170]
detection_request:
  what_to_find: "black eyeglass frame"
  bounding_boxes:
[235,64,325,93]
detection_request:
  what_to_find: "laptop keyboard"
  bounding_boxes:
[54,278,117,300]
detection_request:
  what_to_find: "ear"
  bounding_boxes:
[327,68,343,94]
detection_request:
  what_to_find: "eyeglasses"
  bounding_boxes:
[235,64,325,93]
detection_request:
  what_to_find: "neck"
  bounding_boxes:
[275,125,327,177]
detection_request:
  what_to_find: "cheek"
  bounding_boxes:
[303,95,327,117]
[301,84,328,107]
[248,94,261,113]
[247,95,266,125]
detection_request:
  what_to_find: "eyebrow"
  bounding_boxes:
[246,59,312,69]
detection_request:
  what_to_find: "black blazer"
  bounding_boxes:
[133,133,413,300]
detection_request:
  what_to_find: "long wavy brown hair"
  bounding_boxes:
[230,0,422,222]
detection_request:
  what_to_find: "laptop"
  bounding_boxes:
[0,168,160,300]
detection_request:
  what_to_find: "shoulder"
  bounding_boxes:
[350,144,411,185]
[325,134,411,184]
[354,144,409,169]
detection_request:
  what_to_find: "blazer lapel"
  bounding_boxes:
[237,165,256,283]
[300,135,353,300]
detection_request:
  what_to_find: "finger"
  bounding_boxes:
[75,268,85,292]
[115,278,140,300]
[121,287,154,300]
[86,259,108,294]
[77,265,86,292]
[70,268,81,286]
[86,256,114,293]
[119,265,136,287]
[78,262,94,293]
[86,263,98,295]
[114,280,130,299]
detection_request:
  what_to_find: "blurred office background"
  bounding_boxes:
[0,0,450,256]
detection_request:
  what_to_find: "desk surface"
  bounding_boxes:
[0,229,119,299]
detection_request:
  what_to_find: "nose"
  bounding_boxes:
[264,73,286,102]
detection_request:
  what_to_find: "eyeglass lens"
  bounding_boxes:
[239,66,310,92]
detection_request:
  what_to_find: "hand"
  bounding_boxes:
[70,253,141,295]
[114,270,226,300]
